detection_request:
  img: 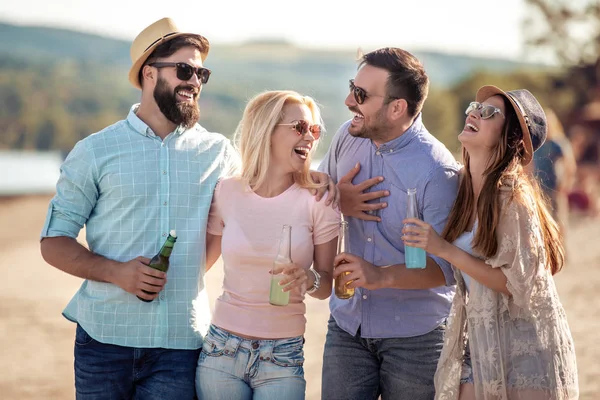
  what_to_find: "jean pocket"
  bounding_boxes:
[201,332,227,357]
[75,324,95,346]
[271,338,304,367]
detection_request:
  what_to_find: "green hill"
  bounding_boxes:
[0,21,550,156]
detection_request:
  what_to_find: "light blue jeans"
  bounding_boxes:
[196,324,306,400]
[322,315,446,400]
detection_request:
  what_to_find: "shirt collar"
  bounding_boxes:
[374,113,424,153]
[126,103,189,138]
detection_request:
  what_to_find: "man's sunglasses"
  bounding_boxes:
[349,79,399,105]
[277,120,322,140]
[149,62,211,84]
[465,102,504,120]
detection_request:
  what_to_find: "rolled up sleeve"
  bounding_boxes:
[41,140,98,239]
[422,166,460,286]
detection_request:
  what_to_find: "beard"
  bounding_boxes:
[348,105,392,141]
[153,76,200,129]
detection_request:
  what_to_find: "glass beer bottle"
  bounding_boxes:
[138,229,177,302]
[269,225,292,306]
[405,188,426,269]
[334,220,354,299]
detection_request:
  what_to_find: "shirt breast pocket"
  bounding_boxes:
[378,182,410,242]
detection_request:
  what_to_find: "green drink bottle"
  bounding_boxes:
[269,225,292,306]
[138,229,177,302]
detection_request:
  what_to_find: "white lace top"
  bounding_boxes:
[434,185,579,400]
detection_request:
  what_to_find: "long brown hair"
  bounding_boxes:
[442,96,564,275]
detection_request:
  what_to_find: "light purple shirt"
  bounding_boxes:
[319,115,460,338]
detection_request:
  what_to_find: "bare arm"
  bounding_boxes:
[333,253,446,290]
[402,218,510,295]
[205,233,222,272]
[40,236,166,301]
[438,243,509,295]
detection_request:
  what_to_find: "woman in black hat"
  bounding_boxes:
[401,86,579,399]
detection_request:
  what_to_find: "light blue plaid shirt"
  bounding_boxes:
[41,104,239,349]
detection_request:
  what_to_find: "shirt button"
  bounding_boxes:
[375,151,381,156]
[163,171,167,175]
[161,142,165,147]
[163,201,167,206]
[162,233,167,237]
[367,237,372,242]
[159,292,166,300]
[363,295,368,300]
[389,149,393,153]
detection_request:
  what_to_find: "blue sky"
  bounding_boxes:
[0,0,530,61]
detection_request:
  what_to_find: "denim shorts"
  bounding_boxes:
[195,324,306,400]
[460,343,474,385]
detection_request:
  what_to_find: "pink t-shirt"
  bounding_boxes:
[207,177,340,338]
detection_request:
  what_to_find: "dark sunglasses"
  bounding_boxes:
[349,79,399,105]
[465,101,504,120]
[277,120,322,140]
[149,62,211,84]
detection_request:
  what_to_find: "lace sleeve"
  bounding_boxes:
[485,197,542,316]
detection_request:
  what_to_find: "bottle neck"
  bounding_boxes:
[159,237,176,258]
[337,223,350,254]
[276,226,292,262]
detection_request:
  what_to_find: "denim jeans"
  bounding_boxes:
[195,324,306,400]
[74,324,200,400]
[321,315,445,400]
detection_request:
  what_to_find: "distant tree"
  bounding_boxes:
[523,0,600,66]
[523,0,600,120]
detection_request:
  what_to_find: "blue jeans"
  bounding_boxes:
[321,315,445,400]
[196,324,306,400]
[74,324,200,400]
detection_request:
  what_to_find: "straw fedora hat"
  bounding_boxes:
[476,85,547,166]
[128,17,210,89]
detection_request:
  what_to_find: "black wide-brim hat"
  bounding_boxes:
[476,85,547,166]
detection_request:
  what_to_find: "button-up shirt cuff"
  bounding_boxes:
[40,203,82,240]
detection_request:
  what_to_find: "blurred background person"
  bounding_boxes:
[530,108,577,239]
[568,123,600,217]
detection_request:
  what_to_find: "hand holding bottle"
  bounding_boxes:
[110,256,167,301]
[402,218,448,259]
[276,263,310,293]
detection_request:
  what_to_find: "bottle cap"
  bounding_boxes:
[169,229,177,238]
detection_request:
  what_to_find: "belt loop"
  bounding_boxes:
[224,334,241,356]
[259,340,274,362]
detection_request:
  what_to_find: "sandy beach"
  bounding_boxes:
[1,194,598,399]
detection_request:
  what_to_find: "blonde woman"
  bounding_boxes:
[402,86,578,399]
[195,90,340,400]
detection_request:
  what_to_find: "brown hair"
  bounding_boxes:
[442,97,564,275]
[138,35,210,87]
[359,47,429,116]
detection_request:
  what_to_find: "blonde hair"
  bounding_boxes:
[234,90,325,191]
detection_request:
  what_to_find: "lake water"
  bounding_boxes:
[0,151,62,196]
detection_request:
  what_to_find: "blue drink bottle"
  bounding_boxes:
[405,188,426,269]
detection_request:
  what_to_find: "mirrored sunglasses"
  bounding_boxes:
[277,120,322,140]
[465,101,504,119]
